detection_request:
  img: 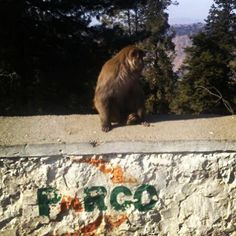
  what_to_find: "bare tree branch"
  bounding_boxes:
[197,86,234,115]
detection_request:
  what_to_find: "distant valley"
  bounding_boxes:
[171,23,204,71]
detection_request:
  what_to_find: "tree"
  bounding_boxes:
[0,0,177,115]
[100,0,177,114]
[171,0,236,114]
[141,0,177,114]
[0,0,134,115]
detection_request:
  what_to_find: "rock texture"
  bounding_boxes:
[1,152,236,236]
[1,115,235,235]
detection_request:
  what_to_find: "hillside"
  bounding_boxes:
[172,23,204,71]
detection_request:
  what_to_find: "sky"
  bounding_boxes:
[168,0,214,24]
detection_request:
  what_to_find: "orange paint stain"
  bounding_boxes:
[72,156,137,184]
[62,233,79,236]
[111,166,137,184]
[105,214,128,231]
[51,213,128,236]
[81,214,103,235]
[52,232,79,236]
[80,213,128,235]
[60,195,83,213]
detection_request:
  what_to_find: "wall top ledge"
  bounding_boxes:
[0,115,235,157]
[0,140,236,157]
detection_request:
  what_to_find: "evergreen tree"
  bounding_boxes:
[96,0,177,114]
[0,0,177,115]
[0,0,138,115]
[171,0,236,114]
[141,0,177,114]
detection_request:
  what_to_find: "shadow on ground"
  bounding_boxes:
[145,114,225,123]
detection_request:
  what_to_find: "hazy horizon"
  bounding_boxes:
[168,0,214,24]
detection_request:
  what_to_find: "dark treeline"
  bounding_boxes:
[0,0,235,116]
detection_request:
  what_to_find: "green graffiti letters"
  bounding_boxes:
[84,186,107,212]
[110,186,132,211]
[37,185,159,216]
[134,184,158,211]
[37,187,61,216]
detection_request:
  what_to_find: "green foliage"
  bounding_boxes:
[141,0,177,114]
[0,0,176,115]
[0,0,129,114]
[171,0,236,114]
[95,0,177,115]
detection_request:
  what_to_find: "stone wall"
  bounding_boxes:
[1,145,236,236]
